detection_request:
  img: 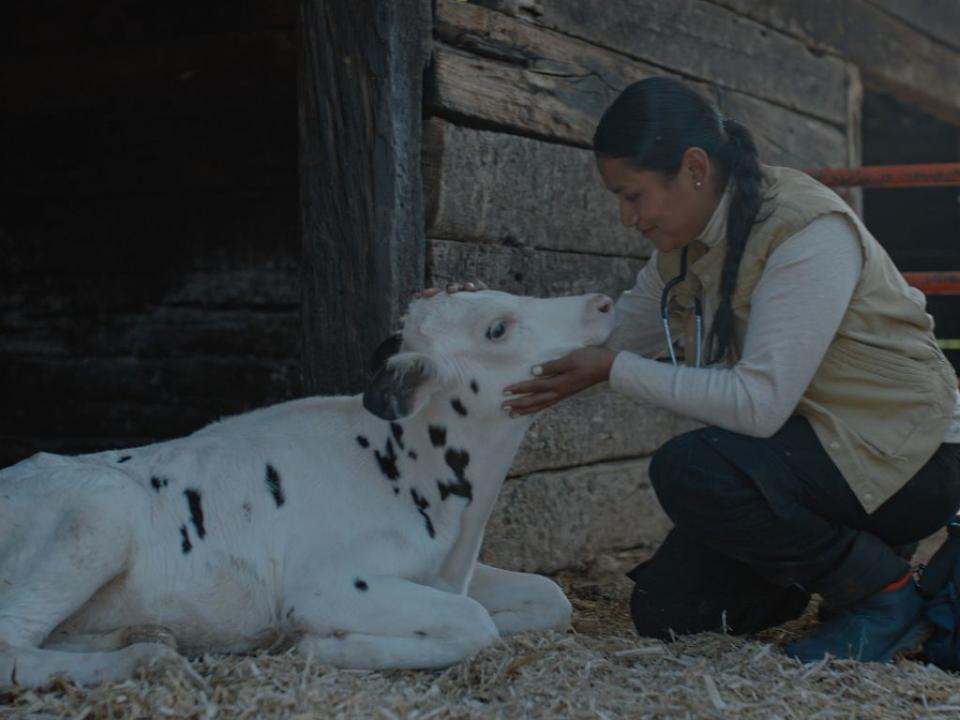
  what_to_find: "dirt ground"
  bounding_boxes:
[2,536,959,719]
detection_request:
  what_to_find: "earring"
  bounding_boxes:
[695,180,702,189]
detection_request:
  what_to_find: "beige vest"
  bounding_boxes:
[658,165,956,513]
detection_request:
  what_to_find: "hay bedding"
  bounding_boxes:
[4,546,960,719]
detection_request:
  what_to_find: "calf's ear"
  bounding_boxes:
[368,333,403,376]
[363,353,436,420]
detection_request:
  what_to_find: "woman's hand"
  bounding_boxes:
[415,281,487,299]
[502,347,616,416]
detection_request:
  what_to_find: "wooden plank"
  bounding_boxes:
[482,457,672,572]
[715,91,848,169]
[519,0,848,126]
[0,268,299,313]
[431,8,849,167]
[510,386,701,477]
[428,239,643,299]
[430,33,653,147]
[867,0,960,53]
[707,0,960,125]
[0,306,300,359]
[0,356,300,406]
[299,0,431,395]
[424,119,651,258]
[0,190,299,275]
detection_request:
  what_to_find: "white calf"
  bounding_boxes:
[0,290,614,686]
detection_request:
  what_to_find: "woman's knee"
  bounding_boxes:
[649,430,723,521]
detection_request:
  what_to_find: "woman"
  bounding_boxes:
[495,76,960,663]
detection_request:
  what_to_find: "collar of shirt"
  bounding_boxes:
[695,181,732,248]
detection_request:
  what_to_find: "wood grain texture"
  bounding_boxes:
[482,456,673,572]
[867,0,960,52]
[511,386,702,477]
[299,0,430,395]
[707,0,960,124]
[432,1,849,167]
[428,239,644,299]
[527,0,848,126]
[424,119,652,258]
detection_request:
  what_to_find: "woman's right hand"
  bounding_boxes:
[415,280,488,298]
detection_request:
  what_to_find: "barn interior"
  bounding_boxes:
[0,1,302,467]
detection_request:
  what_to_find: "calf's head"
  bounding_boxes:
[363,291,615,420]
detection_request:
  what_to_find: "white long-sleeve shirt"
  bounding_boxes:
[605,201,960,443]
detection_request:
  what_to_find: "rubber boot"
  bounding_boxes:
[784,577,929,663]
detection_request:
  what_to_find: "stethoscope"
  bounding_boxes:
[659,245,703,368]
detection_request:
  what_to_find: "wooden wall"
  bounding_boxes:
[427,0,856,571]
[0,1,300,466]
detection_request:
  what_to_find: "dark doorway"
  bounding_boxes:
[0,2,302,468]
[861,91,960,371]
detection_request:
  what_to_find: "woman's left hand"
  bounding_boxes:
[502,347,616,416]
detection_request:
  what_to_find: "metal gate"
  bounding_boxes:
[807,162,960,354]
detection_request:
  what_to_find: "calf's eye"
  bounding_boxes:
[485,320,508,340]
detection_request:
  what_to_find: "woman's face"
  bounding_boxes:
[597,151,719,255]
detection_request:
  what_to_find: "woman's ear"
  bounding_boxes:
[681,146,711,187]
[362,353,437,420]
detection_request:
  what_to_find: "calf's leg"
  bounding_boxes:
[295,576,499,669]
[468,563,572,635]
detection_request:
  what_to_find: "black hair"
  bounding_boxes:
[593,77,764,364]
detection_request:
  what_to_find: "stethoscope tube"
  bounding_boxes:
[660,246,704,368]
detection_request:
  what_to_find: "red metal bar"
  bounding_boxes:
[806,163,960,188]
[903,272,960,295]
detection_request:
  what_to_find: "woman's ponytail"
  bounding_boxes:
[707,118,764,365]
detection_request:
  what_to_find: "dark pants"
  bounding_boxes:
[630,416,960,639]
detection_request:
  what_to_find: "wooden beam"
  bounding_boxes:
[428,239,643,299]
[510,388,701,477]
[525,0,849,126]
[867,0,960,53]
[483,457,671,572]
[431,1,849,168]
[707,0,960,125]
[298,0,430,395]
[424,119,651,258]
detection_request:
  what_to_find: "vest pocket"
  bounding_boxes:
[807,339,943,460]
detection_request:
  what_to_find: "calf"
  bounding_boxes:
[0,290,615,686]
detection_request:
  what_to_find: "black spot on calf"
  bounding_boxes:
[390,422,405,450]
[445,448,470,484]
[242,500,252,521]
[355,579,369,591]
[265,464,285,507]
[439,448,473,503]
[184,489,206,539]
[408,449,418,460]
[150,476,169,492]
[451,397,468,417]
[375,439,400,481]
[410,489,436,538]
[470,379,479,395]
[356,435,370,448]
[117,455,132,463]
[428,425,447,448]
[180,525,193,554]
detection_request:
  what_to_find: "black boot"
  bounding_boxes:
[784,579,928,663]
